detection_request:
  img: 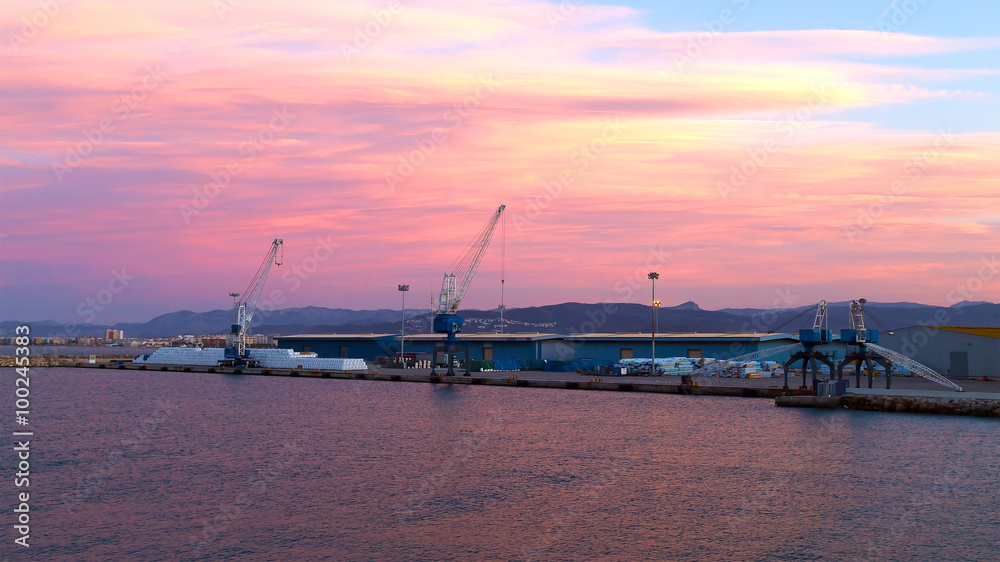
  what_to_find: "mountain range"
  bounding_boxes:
[2,301,997,339]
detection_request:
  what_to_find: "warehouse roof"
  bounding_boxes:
[903,326,1000,339]
[278,332,795,342]
[563,332,797,342]
[402,333,563,342]
[278,333,396,340]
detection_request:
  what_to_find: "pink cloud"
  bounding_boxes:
[1,0,997,322]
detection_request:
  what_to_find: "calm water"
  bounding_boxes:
[4,368,998,560]
[0,346,142,357]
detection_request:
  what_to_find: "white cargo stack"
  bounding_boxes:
[611,356,787,378]
[613,357,701,376]
[134,347,367,371]
[133,348,226,366]
[246,348,367,371]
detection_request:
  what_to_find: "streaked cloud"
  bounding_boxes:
[1,0,997,322]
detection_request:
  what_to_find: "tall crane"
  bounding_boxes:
[224,238,283,366]
[685,297,962,392]
[836,298,892,389]
[688,300,835,389]
[431,204,505,375]
[781,300,836,390]
[836,297,962,391]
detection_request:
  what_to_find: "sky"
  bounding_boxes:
[1,0,998,324]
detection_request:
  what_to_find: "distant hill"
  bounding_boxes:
[2,301,997,339]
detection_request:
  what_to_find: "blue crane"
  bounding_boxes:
[223,238,283,366]
[837,298,962,391]
[431,204,505,376]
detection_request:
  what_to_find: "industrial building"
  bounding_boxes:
[879,326,999,379]
[275,332,801,364]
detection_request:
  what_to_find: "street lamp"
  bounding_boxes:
[648,272,659,375]
[398,284,409,366]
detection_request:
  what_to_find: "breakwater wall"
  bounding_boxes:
[0,354,136,367]
[843,393,999,417]
[777,394,999,417]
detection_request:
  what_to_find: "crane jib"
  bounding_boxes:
[227,238,283,361]
[433,205,505,341]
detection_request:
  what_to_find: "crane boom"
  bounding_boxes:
[849,298,867,343]
[812,300,827,330]
[436,204,505,314]
[433,204,505,341]
[227,238,283,361]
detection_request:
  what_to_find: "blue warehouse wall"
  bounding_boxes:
[550,340,781,362]
[278,337,398,360]
[392,340,541,361]
[277,335,803,364]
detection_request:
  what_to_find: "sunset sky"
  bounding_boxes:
[1,0,998,323]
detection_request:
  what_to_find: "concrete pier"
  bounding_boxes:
[70,360,807,398]
[53,360,1000,416]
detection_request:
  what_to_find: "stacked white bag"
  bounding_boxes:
[134,347,367,371]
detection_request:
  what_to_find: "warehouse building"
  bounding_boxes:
[275,332,801,364]
[879,326,999,379]
[275,333,563,361]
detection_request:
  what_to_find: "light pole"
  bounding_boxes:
[648,272,659,375]
[398,284,409,366]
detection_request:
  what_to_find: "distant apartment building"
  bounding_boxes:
[106,329,125,341]
[246,334,273,346]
